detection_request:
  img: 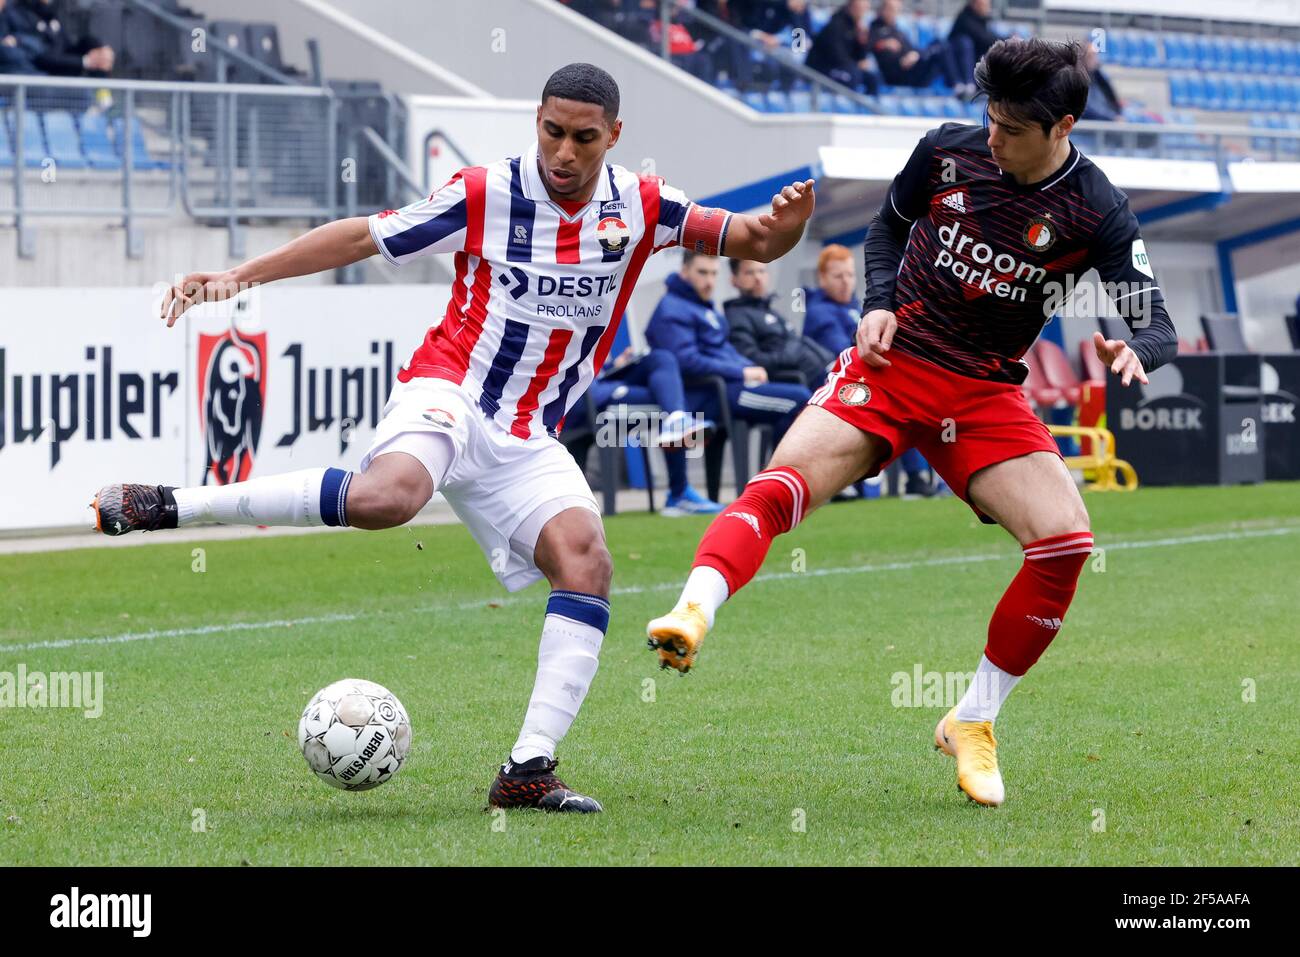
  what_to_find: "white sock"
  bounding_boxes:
[954,654,1021,723]
[510,591,609,764]
[673,565,729,628]
[173,467,352,528]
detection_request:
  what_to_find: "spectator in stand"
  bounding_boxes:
[948,0,1002,90]
[1081,43,1123,121]
[566,0,653,48]
[728,0,807,89]
[806,0,879,94]
[4,0,113,77]
[802,244,861,355]
[565,345,725,516]
[868,0,961,92]
[0,0,41,74]
[646,252,812,451]
[724,258,834,387]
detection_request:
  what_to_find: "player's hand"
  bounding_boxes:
[160,271,242,327]
[857,309,897,368]
[742,365,769,386]
[1092,331,1149,386]
[758,179,815,233]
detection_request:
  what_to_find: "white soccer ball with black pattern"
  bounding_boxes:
[298,679,412,791]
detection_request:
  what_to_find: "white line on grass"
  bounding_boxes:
[6,525,1297,653]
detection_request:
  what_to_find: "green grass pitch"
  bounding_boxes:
[1,483,1297,866]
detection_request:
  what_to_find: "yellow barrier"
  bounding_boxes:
[1047,424,1139,491]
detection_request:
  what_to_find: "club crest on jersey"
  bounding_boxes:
[596,216,630,252]
[1023,217,1056,252]
[421,407,457,429]
[838,380,871,406]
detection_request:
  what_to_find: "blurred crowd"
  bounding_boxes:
[561,0,1008,98]
[0,0,114,78]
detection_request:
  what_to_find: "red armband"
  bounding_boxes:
[681,204,732,256]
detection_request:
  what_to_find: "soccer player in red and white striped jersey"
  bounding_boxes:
[91,63,816,813]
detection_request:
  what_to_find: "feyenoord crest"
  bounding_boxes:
[1023,217,1056,252]
[838,380,871,406]
[596,216,630,252]
[421,407,457,429]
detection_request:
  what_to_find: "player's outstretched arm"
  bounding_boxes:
[720,179,816,262]
[159,216,378,326]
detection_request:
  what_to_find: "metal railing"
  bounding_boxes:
[654,0,882,113]
[0,75,347,259]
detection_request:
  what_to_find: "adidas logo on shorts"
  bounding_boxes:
[942,191,968,214]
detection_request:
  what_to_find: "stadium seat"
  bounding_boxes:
[1033,340,1083,407]
[765,90,792,113]
[1022,348,1066,410]
[112,117,169,170]
[1201,314,1250,352]
[0,119,11,167]
[1079,338,1108,382]
[14,110,47,167]
[79,110,120,170]
[42,111,88,170]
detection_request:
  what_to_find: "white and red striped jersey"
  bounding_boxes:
[368,141,728,439]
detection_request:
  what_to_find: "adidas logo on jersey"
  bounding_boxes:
[942,191,968,214]
[1025,614,1063,631]
[725,511,762,538]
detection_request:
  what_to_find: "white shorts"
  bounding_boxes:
[359,376,600,592]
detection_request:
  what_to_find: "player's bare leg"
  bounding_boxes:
[488,506,610,813]
[934,451,1093,806]
[90,449,439,535]
[647,406,887,672]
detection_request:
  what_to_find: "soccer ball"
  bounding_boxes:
[298,679,412,791]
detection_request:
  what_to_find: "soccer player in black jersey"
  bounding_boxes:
[647,38,1178,806]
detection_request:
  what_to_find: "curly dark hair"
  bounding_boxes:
[541,62,620,122]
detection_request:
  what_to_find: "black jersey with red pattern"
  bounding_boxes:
[862,122,1177,384]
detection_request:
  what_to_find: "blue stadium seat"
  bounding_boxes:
[14,110,47,167]
[915,17,935,50]
[0,120,11,167]
[1222,75,1243,111]
[809,5,831,33]
[876,93,901,115]
[1246,40,1268,75]
[965,99,985,121]
[78,110,119,169]
[942,98,965,119]
[112,116,168,169]
[897,95,923,117]
[765,90,792,113]
[831,93,858,114]
[1141,31,1162,67]
[787,89,813,112]
[1229,39,1250,75]
[1169,73,1191,108]
[741,90,767,112]
[1194,35,1216,71]
[42,111,87,170]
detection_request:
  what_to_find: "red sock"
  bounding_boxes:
[693,466,809,595]
[985,531,1094,676]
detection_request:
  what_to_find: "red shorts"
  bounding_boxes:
[809,346,1062,520]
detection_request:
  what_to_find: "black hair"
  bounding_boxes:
[682,251,718,267]
[728,257,742,275]
[974,38,1090,136]
[541,62,620,122]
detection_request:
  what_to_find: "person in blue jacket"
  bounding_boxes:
[646,252,811,453]
[802,243,862,356]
